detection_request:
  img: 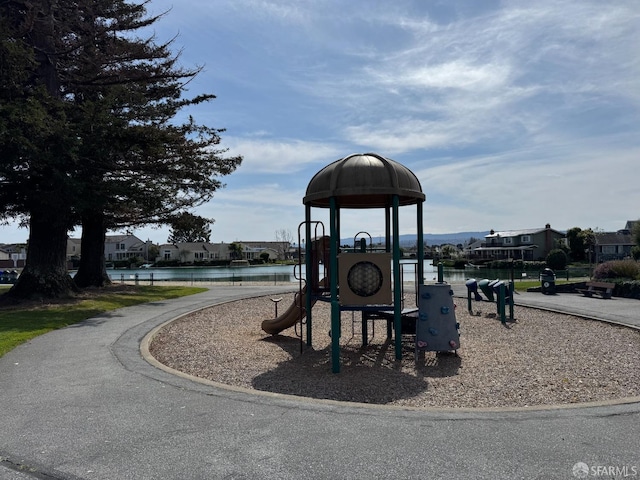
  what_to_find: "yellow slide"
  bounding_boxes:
[261,282,321,335]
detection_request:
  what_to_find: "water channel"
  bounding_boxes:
[106,261,526,285]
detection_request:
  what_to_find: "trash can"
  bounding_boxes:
[539,268,556,294]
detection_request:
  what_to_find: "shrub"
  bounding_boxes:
[614,280,640,299]
[154,259,180,267]
[487,260,546,271]
[453,259,467,269]
[593,259,640,280]
[546,249,568,270]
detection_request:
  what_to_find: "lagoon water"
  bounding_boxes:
[106,261,519,285]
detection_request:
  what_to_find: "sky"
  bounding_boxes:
[1,0,639,246]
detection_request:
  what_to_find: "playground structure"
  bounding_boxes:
[260,152,460,373]
[465,278,514,323]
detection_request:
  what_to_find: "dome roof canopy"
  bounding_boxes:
[303,153,425,208]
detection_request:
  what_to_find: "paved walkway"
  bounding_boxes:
[450,284,640,329]
[1,285,639,479]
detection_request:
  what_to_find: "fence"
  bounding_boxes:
[112,271,297,286]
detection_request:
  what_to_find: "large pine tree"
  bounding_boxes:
[0,1,81,297]
[71,1,241,287]
[0,1,241,295]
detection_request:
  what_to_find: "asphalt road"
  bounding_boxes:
[1,285,638,480]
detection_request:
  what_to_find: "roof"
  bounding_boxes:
[595,232,634,246]
[0,244,26,253]
[303,153,425,208]
[105,234,143,243]
[464,239,484,250]
[158,242,219,251]
[474,245,537,251]
[486,226,564,238]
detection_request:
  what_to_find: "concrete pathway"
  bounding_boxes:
[1,285,639,479]
[451,284,640,329]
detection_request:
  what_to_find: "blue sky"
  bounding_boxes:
[2,0,639,245]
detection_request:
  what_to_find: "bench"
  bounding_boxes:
[577,281,613,299]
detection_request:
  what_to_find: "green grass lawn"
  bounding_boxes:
[0,285,206,358]
[511,278,582,292]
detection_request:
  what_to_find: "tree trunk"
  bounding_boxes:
[8,210,77,299]
[74,212,111,288]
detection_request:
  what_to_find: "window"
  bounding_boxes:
[520,235,531,243]
[504,237,513,245]
[602,245,616,254]
[164,250,172,260]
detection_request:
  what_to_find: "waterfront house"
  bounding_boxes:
[471,224,565,261]
[593,221,637,262]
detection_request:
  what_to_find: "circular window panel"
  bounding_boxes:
[347,261,383,297]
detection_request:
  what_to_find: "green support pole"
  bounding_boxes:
[437,262,444,283]
[304,206,313,346]
[499,282,506,324]
[509,280,515,322]
[417,201,424,286]
[392,195,402,360]
[329,197,340,373]
[385,206,391,253]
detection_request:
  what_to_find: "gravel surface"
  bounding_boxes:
[149,293,640,409]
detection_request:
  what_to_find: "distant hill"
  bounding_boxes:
[419,232,490,247]
[340,232,490,247]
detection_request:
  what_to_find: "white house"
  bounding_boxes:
[156,241,285,263]
[104,234,154,262]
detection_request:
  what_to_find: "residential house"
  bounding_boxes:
[156,241,285,264]
[462,239,484,258]
[471,224,565,261]
[0,244,27,269]
[157,242,225,263]
[105,234,154,262]
[239,241,291,261]
[593,221,637,262]
[67,238,82,261]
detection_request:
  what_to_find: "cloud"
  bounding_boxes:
[224,137,344,174]
[213,182,304,207]
[4,1,638,246]
[412,136,640,231]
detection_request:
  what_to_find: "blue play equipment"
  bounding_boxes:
[466,277,514,324]
[416,284,460,354]
[465,278,483,301]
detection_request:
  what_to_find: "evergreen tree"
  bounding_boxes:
[167,213,213,244]
[228,242,244,260]
[0,1,241,295]
[565,227,585,261]
[0,0,82,297]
